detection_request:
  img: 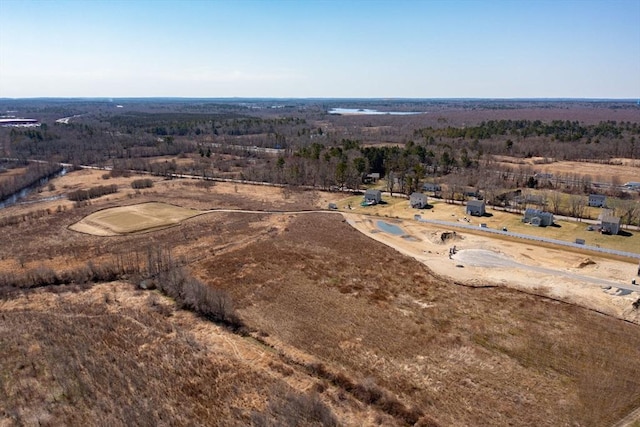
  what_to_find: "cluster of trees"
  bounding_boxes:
[0,244,242,330]
[415,119,638,142]
[67,184,118,202]
[131,178,154,189]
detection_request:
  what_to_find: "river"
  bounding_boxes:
[0,168,68,209]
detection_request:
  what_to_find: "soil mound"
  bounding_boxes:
[576,258,596,268]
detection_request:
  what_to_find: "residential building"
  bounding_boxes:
[466,200,486,216]
[523,208,554,227]
[600,215,621,235]
[363,189,382,205]
[409,192,428,209]
[588,194,606,208]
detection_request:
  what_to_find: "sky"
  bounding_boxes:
[0,0,639,99]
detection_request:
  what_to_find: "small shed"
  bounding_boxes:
[466,200,486,216]
[523,208,554,227]
[328,203,338,210]
[588,194,606,208]
[409,192,428,209]
[363,189,382,205]
[600,215,620,235]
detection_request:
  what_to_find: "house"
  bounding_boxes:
[523,208,554,227]
[588,194,606,207]
[364,172,380,183]
[463,187,482,199]
[624,182,640,190]
[422,182,442,194]
[514,194,545,206]
[466,200,486,216]
[363,189,382,205]
[409,192,428,209]
[600,215,620,235]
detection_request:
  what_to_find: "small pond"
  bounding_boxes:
[377,220,404,235]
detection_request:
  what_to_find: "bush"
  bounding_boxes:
[131,179,154,189]
[251,385,339,427]
[156,267,243,329]
[68,184,118,202]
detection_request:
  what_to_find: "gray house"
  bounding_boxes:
[422,182,442,194]
[364,172,380,183]
[409,192,428,209]
[466,200,486,216]
[523,208,554,227]
[588,194,606,207]
[363,189,382,205]
[600,215,620,235]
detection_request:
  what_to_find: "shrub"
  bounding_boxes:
[131,179,154,189]
[68,184,118,202]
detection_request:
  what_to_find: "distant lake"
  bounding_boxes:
[328,108,424,116]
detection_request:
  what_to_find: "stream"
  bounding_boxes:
[0,168,68,209]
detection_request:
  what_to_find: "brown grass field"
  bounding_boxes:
[1,170,640,426]
[492,156,640,184]
[69,202,203,235]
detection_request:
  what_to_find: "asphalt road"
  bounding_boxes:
[453,249,639,293]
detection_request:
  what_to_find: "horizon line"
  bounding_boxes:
[1,97,639,102]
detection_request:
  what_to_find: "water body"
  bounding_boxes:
[0,168,67,209]
[377,221,405,235]
[328,108,424,116]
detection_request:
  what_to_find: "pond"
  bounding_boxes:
[376,220,404,235]
[328,108,424,116]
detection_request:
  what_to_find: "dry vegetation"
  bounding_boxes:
[195,213,640,426]
[1,172,640,426]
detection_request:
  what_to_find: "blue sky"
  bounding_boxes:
[0,0,639,98]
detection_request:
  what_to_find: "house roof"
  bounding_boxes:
[365,189,381,195]
[601,215,620,225]
[410,192,427,198]
[467,200,485,208]
[524,208,553,217]
[589,194,606,199]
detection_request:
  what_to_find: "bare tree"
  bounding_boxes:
[569,195,587,220]
[549,190,563,215]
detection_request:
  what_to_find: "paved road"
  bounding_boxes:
[415,216,640,260]
[453,249,639,293]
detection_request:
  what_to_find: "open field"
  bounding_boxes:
[492,157,640,185]
[69,202,203,235]
[1,170,640,426]
[0,166,28,184]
